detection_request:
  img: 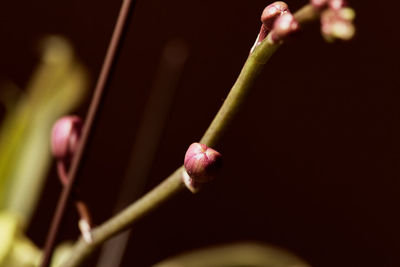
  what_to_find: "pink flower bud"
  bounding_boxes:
[251,2,289,53]
[311,0,345,10]
[329,0,346,10]
[184,143,222,184]
[311,0,329,9]
[261,2,289,31]
[51,115,82,160]
[321,7,355,41]
[270,12,299,43]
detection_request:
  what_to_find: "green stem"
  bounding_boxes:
[60,167,185,267]
[60,5,317,267]
[200,39,279,147]
[201,4,320,148]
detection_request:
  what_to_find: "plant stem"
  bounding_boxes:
[62,167,186,267]
[200,37,279,147]
[60,4,318,267]
[40,0,137,266]
[201,4,320,148]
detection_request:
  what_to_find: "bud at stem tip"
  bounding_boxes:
[270,12,299,43]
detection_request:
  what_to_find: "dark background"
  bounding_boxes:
[0,1,399,266]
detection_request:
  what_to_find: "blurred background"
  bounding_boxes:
[0,0,399,266]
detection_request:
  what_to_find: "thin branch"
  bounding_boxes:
[60,4,319,267]
[40,0,138,266]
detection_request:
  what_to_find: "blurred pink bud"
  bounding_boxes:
[270,12,299,43]
[311,0,345,10]
[51,115,82,160]
[321,7,355,41]
[329,0,345,10]
[311,0,329,9]
[184,143,222,184]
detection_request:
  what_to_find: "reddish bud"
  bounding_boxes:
[311,0,329,9]
[270,12,299,43]
[51,115,82,160]
[252,1,289,52]
[261,2,289,31]
[311,0,345,10]
[329,0,346,10]
[183,143,222,192]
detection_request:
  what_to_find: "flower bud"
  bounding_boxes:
[310,0,329,9]
[329,0,346,10]
[261,2,289,31]
[311,0,345,10]
[270,12,299,43]
[183,143,222,192]
[51,115,82,160]
[251,1,289,52]
[321,7,355,41]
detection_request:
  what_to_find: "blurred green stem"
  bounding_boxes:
[60,4,318,267]
[0,36,87,228]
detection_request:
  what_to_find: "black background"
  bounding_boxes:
[0,1,399,266]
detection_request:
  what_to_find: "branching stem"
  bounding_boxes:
[60,4,318,267]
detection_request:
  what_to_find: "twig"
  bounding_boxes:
[60,4,319,267]
[40,0,138,266]
[57,160,93,238]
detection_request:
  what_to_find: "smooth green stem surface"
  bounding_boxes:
[201,5,318,148]
[200,41,279,147]
[61,167,185,267]
[60,5,317,267]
